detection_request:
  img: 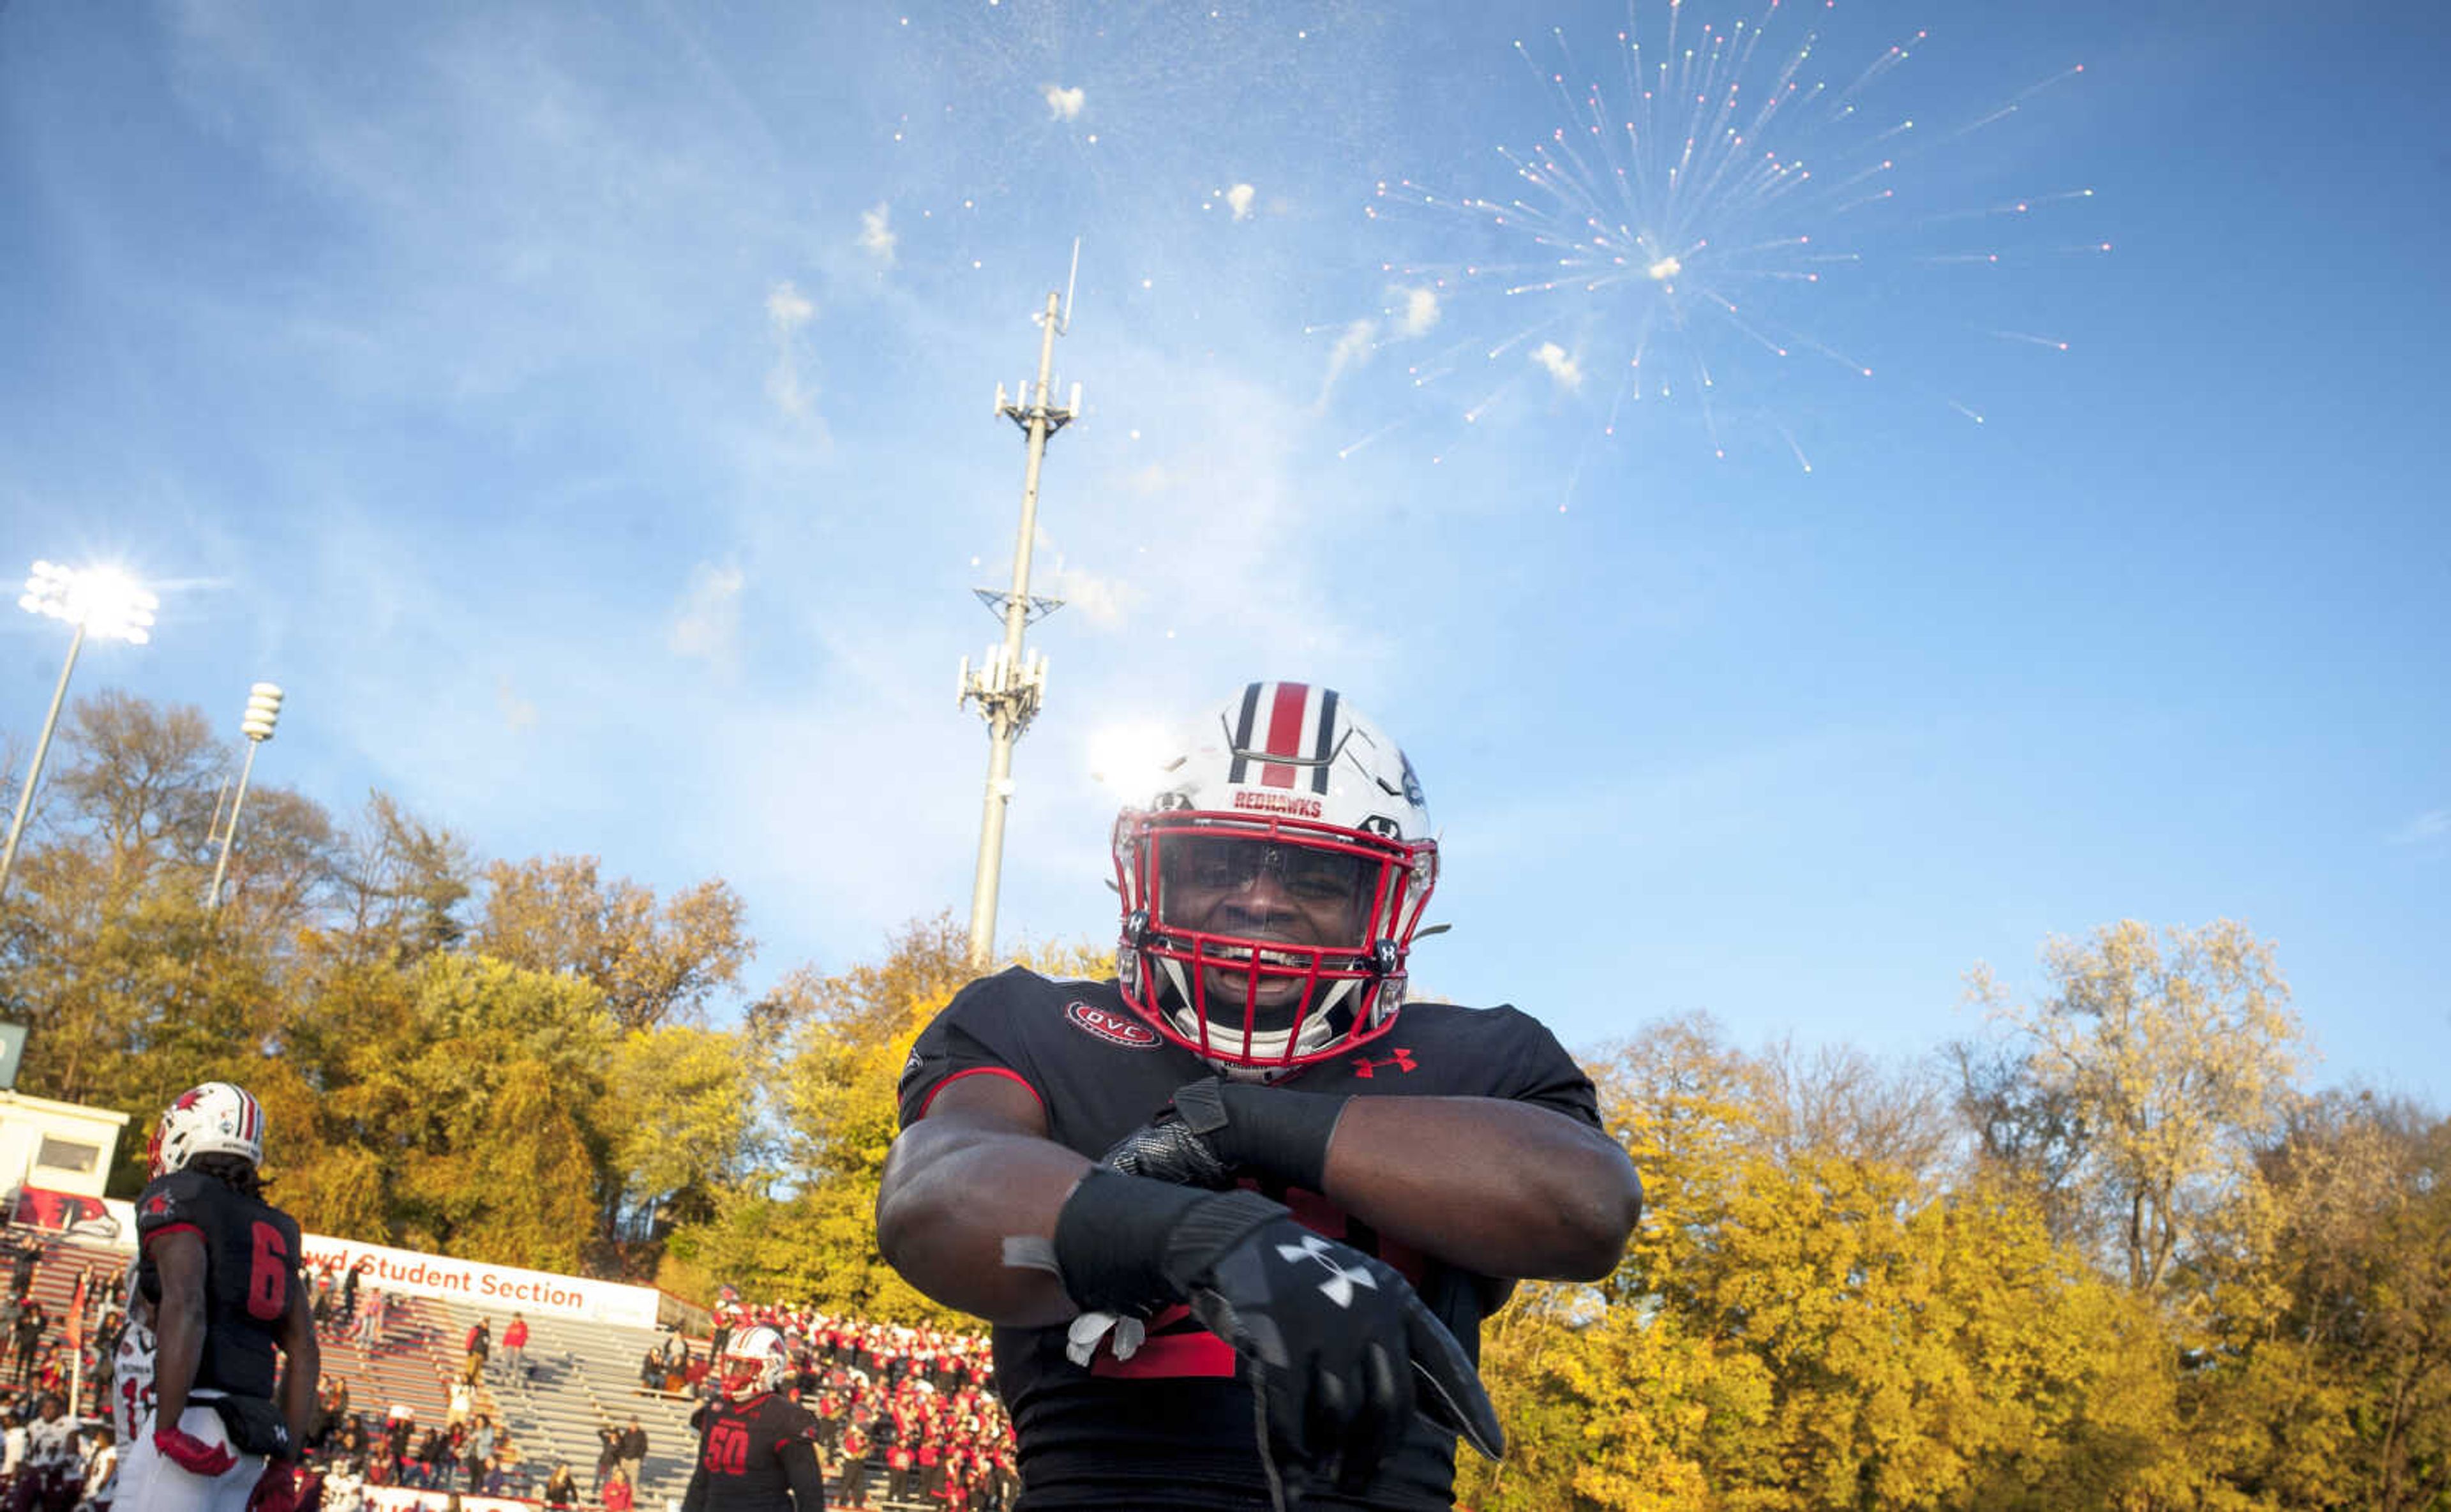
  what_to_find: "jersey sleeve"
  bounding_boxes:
[133,1171,213,1249]
[1483,1007,1605,1130]
[774,1402,825,1450]
[895,969,1053,1129]
[779,1434,830,1510]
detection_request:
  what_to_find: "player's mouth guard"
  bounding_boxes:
[1003,1235,1148,1365]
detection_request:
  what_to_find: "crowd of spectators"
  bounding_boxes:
[293,1259,536,1499]
[684,1300,1019,1511]
[0,1232,122,1512]
[0,1229,1024,1511]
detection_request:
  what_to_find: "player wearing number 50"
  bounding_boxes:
[878,682,1644,1510]
[680,1325,828,1510]
[112,1082,322,1512]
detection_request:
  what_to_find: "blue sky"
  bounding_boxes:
[2,1,2443,1099]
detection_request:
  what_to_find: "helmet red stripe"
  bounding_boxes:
[1259,681,1308,790]
[1113,684,1437,1069]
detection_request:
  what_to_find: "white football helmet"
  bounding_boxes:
[719,1324,791,1401]
[1113,682,1438,1070]
[146,1082,266,1178]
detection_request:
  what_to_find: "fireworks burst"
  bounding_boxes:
[887,1,1384,287]
[1358,0,2106,472]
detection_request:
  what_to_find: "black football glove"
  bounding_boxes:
[1053,1169,1503,1497]
[1102,1077,1349,1192]
[1102,1079,1238,1188]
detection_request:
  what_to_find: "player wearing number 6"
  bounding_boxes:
[680,1324,828,1510]
[112,1082,322,1512]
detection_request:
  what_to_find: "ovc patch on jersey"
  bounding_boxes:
[1065,1001,1160,1049]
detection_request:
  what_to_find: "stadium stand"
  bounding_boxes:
[432,1296,704,1506]
[2,1222,1019,1509]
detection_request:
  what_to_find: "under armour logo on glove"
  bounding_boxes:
[1274,1232,1379,1309]
[1050,1169,1503,1508]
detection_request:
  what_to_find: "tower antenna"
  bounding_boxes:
[959,267,1084,968]
[1060,237,1081,334]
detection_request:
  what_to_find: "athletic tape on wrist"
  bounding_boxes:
[1049,1167,1217,1314]
[1210,1081,1350,1194]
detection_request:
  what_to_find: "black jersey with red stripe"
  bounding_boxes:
[133,1169,303,1401]
[683,1393,827,1511]
[896,968,1603,1511]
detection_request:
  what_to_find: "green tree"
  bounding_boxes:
[607,1022,759,1234]
[665,916,1106,1318]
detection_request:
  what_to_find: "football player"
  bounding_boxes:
[109,1082,322,1512]
[879,682,1643,1511]
[681,1324,828,1511]
[104,1275,156,1484]
[12,1392,80,1512]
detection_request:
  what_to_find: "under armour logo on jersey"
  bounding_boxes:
[1275,1233,1379,1310]
[1350,1048,1416,1079]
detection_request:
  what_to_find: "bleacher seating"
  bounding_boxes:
[317,1292,463,1446]
[8,1232,122,1414]
[433,1298,704,1507]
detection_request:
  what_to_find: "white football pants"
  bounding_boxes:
[107,1403,268,1512]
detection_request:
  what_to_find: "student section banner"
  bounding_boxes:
[299,1232,661,1328]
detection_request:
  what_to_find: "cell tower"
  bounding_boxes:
[959,255,1083,969]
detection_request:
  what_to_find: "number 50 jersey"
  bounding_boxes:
[684,1392,827,1512]
[133,1168,303,1402]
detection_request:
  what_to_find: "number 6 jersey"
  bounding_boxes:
[132,1167,303,1401]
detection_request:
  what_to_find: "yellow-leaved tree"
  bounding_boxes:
[659,915,1109,1321]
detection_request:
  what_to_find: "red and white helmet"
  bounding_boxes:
[147,1082,266,1178]
[1113,682,1438,1070]
[719,1324,790,1401]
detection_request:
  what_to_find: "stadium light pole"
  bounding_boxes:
[207,682,285,919]
[0,562,157,901]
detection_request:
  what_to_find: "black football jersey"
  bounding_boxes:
[896,968,1603,1512]
[682,1392,827,1511]
[133,1169,303,1401]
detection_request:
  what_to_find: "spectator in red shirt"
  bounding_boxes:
[501,1312,531,1382]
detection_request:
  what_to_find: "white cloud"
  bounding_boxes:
[765,281,814,330]
[1225,183,1255,221]
[857,203,896,266]
[1040,559,1139,629]
[1391,285,1441,338]
[765,280,817,419]
[494,676,538,731]
[1531,340,1584,391]
[669,560,746,663]
[2390,808,2449,846]
[1005,528,1142,631]
[1314,318,1376,410]
[1043,84,1084,120]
